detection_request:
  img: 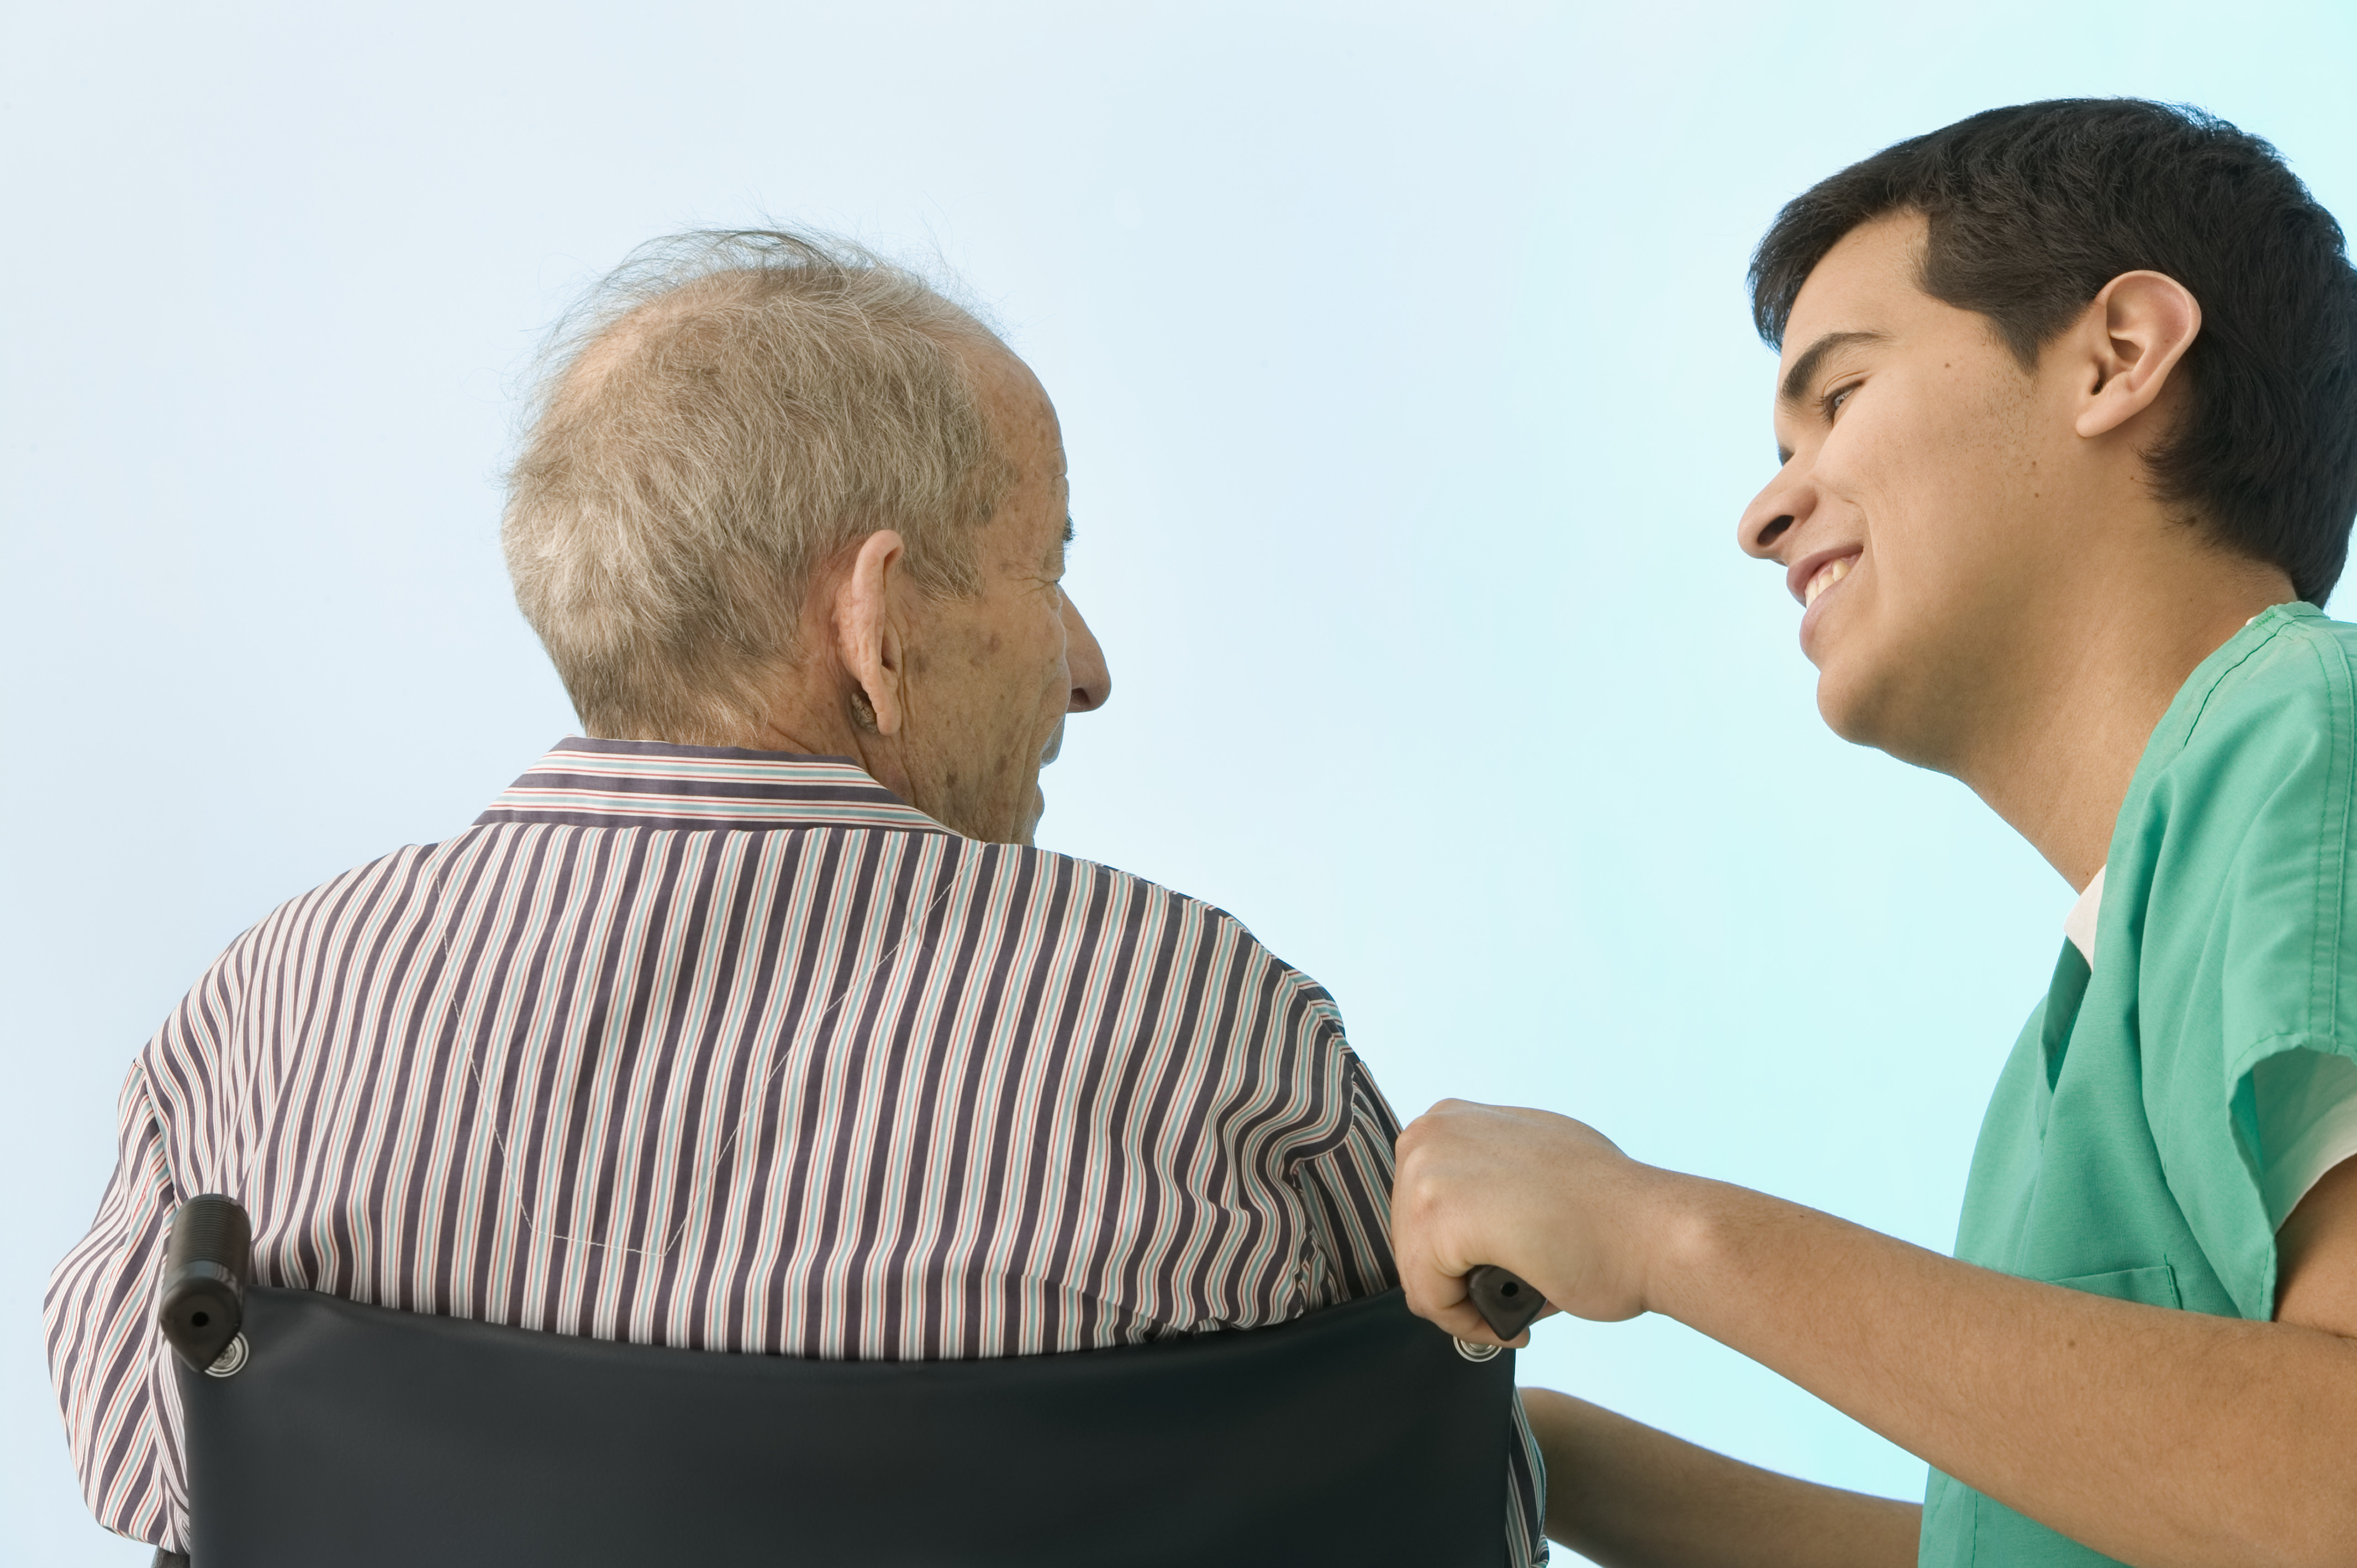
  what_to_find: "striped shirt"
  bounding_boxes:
[47,738,1545,1560]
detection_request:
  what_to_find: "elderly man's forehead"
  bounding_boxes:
[960,337,1047,403]
[963,343,1061,446]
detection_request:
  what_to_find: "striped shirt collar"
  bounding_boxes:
[478,737,950,834]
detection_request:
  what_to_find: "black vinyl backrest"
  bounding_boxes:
[177,1283,1515,1567]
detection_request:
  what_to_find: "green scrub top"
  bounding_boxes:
[1921,603,2357,1568]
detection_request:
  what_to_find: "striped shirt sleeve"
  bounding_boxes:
[1294,1054,1403,1300]
[43,1062,186,1552]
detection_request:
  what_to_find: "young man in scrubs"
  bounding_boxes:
[1392,100,2357,1568]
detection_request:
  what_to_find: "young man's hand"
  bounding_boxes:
[1393,1098,2357,1568]
[1392,1099,1669,1344]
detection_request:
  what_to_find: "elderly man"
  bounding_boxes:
[45,230,1544,1563]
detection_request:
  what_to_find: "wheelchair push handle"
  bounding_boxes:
[1465,1264,1546,1342]
[161,1194,252,1373]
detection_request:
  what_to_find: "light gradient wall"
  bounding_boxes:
[5,3,2354,1561]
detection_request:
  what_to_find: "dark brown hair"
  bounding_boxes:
[1751,100,2357,605]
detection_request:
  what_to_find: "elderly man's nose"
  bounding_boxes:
[1063,594,1110,713]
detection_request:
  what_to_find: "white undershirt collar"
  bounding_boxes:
[2064,865,2106,967]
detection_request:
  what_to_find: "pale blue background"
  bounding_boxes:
[5,2,2355,1561]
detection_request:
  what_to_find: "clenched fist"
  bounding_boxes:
[1392,1099,1684,1345]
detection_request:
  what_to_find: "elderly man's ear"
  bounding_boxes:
[835,528,909,739]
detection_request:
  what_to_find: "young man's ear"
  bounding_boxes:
[2074,270,2203,440]
[833,529,909,738]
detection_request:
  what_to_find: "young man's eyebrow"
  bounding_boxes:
[1778,330,1890,409]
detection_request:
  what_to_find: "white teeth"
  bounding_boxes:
[1805,555,1853,607]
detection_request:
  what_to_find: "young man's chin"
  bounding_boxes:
[1815,686,1874,747]
[1813,661,1914,758]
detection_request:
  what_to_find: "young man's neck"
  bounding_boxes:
[1951,552,2295,893]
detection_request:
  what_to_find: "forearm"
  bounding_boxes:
[1522,1386,1918,1568]
[1647,1175,2357,1568]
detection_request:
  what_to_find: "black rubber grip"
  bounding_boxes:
[160,1194,251,1371]
[1466,1264,1545,1341]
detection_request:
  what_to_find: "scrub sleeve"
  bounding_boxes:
[1920,603,2357,1568]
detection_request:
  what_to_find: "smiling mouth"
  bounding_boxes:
[1804,556,1854,607]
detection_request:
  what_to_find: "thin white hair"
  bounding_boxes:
[502,228,1013,744]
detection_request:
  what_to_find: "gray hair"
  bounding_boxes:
[502,228,1013,744]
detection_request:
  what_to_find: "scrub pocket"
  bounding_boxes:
[2046,1264,2182,1308]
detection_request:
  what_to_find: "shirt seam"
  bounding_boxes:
[2305,624,2355,1044]
[471,810,955,836]
[2165,608,2300,754]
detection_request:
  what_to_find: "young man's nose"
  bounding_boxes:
[1063,594,1111,713]
[1737,462,1811,560]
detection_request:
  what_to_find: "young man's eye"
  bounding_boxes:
[1822,381,1860,420]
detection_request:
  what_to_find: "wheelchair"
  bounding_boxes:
[153,1194,1522,1566]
